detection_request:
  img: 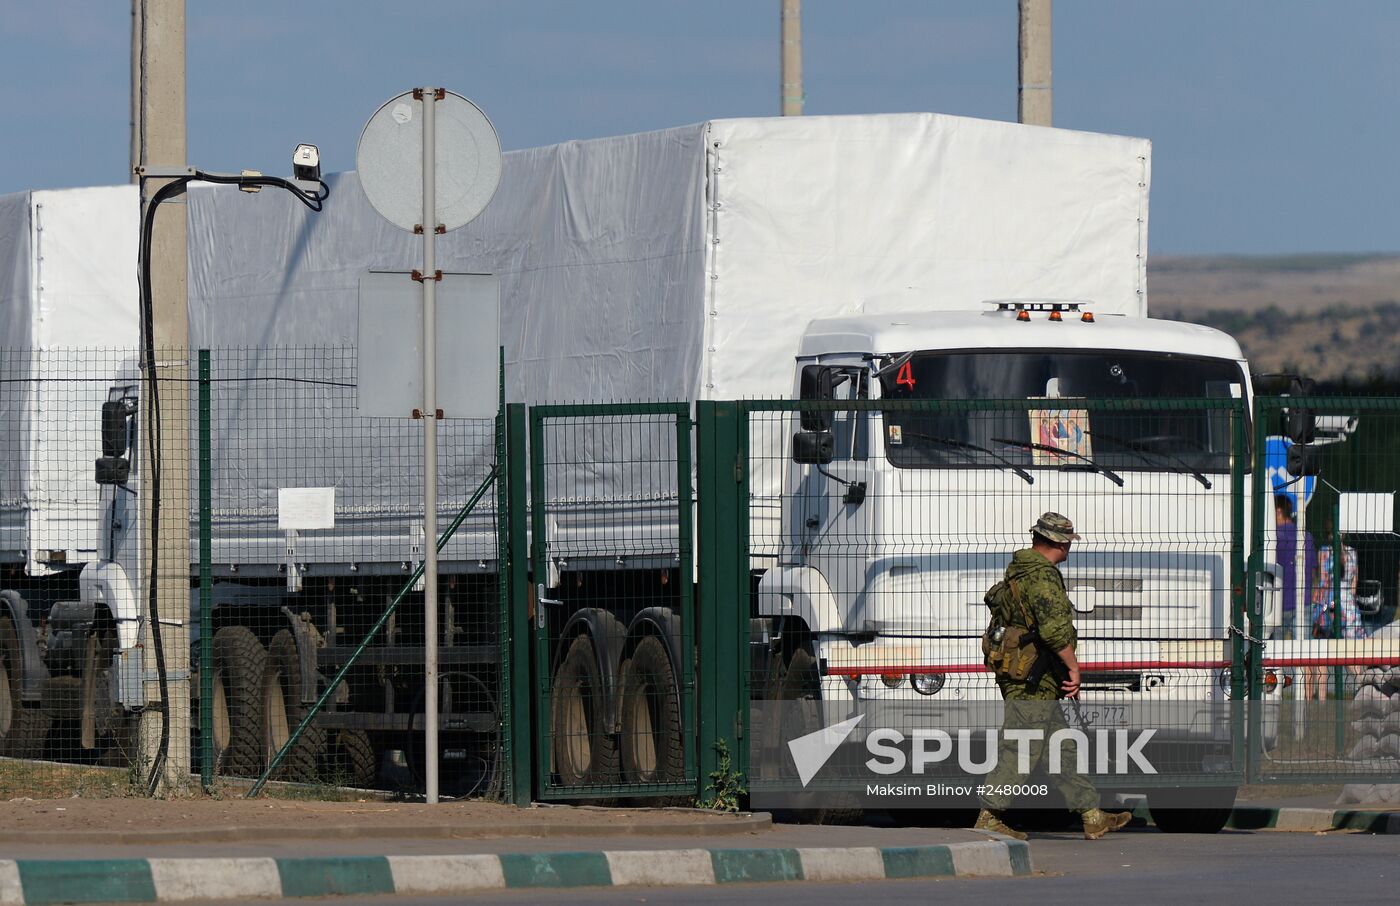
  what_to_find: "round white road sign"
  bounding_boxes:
[356,89,502,233]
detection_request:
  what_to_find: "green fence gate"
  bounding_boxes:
[527,403,699,800]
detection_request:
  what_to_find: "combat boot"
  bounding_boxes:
[974,809,1028,841]
[1081,808,1132,840]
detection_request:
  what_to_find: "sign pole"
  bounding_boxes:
[421,87,440,804]
[356,86,500,805]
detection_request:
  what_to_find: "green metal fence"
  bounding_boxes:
[1249,395,1400,787]
[736,396,1250,815]
[527,403,698,800]
[7,347,1400,813]
[195,347,508,800]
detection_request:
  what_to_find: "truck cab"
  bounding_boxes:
[758,302,1275,778]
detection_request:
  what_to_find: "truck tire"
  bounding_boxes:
[619,635,684,784]
[773,646,860,825]
[263,629,325,782]
[211,626,266,777]
[1148,787,1236,834]
[321,728,378,789]
[0,615,49,759]
[550,633,618,787]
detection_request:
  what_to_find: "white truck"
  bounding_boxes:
[0,113,1279,814]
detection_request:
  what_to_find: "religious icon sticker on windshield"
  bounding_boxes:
[1026,403,1091,465]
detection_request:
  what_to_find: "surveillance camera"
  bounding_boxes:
[292,143,321,181]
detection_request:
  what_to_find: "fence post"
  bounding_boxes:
[197,349,213,790]
[695,401,749,792]
[1245,397,1271,781]
[1231,397,1252,781]
[505,403,533,805]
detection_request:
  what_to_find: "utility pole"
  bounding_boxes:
[781,0,803,116]
[131,0,191,794]
[1018,0,1052,126]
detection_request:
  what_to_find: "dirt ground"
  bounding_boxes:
[0,794,762,843]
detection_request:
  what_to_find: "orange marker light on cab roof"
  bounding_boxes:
[1048,310,1062,322]
[1016,310,1031,322]
[1081,311,1095,323]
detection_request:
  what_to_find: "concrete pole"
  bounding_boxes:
[1017,0,1053,126]
[780,0,803,116]
[131,0,191,795]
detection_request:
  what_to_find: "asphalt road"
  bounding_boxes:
[165,824,1400,905]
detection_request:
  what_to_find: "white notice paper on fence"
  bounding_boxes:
[278,487,336,530]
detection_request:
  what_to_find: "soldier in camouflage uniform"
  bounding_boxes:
[974,513,1133,841]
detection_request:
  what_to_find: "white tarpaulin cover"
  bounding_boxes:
[186,113,1150,403]
[0,113,1151,566]
[0,187,138,568]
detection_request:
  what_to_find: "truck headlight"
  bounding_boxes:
[911,672,945,696]
[880,673,905,689]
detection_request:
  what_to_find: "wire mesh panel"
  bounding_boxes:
[529,404,696,800]
[0,348,152,798]
[746,392,1249,820]
[201,347,506,799]
[1252,395,1400,793]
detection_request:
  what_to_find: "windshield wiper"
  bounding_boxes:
[989,437,1125,487]
[1085,431,1212,489]
[901,431,1034,484]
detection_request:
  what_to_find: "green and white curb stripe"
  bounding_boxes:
[1226,806,1400,833]
[0,840,1031,903]
[1130,801,1400,834]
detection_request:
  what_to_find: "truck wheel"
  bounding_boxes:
[0,615,49,759]
[211,626,266,777]
[1148,787,1236,834]
[773,646,860,825]
[321,729,378,788]
[619,635,684,784]
[550,633,618,787]
[263,629,325,782]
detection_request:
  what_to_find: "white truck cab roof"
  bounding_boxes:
[798,309,1246,364]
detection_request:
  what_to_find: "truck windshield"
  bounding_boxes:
[879,350,1246,474]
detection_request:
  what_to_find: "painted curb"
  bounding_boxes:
[1132,802,1400,834]
[0,840,1031,903]
[1233,806,1400,834]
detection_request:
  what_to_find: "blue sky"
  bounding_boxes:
[1,1,1396,255]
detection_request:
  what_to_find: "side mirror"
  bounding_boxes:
[792,431,834,465]
[101,400,132,458]
[95,456,131,486]
[799,365,836,432]
[1286,443,1321,477]
[1285,377,1316,445]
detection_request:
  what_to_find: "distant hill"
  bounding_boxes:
[1148,254,1400,384]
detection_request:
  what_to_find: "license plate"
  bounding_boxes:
[1072,704,1129,728]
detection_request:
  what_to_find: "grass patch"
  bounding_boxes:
[0,757,137,800]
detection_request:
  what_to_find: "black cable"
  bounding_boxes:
[139,174,192,793]
[138,170,329,794]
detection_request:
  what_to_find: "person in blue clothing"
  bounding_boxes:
[1274,494,1315,639]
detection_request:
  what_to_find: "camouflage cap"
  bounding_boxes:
[1031,512,1082,543]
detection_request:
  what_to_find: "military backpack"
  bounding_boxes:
[981,578,1042,681]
